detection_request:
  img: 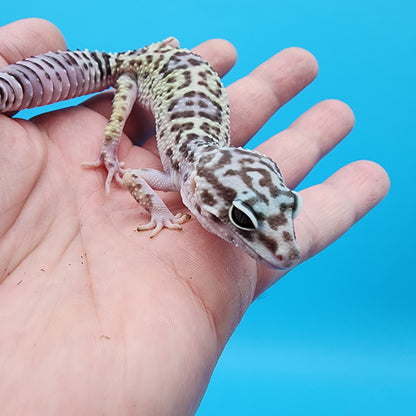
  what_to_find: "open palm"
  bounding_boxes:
[0,19,389,415]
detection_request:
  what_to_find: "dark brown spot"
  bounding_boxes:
[178,70,192,89]
[288,247,300,261]
[268,213,288,230]
[157,48,172,54]
[141,194,153,212]
[212,101,223,112]
[153,54,165,71]
[179,142,190,158]
[170,110,196,120]
[160,61,171,76]
[200,122,211,134]
[258,233,278,254]
[211,125,221,135]
[208,86,222,98]
[187,133,199,141]
[259,173,279,197]
[174,51,190,57]
[199,111,221,123]
[175,132,182,144]
[202,135,215,143]
[167,99,179,112]
[202,172,236,204]
[188,57,202,66]
[200,189,216,206]
[170,122,195,133]
[216,149,232,167]
[172,160,180,171]
[235,228,255,242]
[282,231,293,242]
[188,151,195,163]
[210,213,222,223]
[240,157,256,165]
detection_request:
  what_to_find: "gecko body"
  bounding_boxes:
[0,38,302,270]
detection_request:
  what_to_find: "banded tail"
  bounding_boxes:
[0,50,115,113]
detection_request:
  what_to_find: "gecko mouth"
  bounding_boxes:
[254,248,300,270]
[231,234,301,271]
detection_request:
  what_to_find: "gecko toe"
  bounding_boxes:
[137,213,191,238]
[174,213,191,223]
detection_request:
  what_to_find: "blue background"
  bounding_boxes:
[1,0,415,414]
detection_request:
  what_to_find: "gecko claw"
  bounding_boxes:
[104,163,125,194]
[137,213,191,238]
[82,157,126,194]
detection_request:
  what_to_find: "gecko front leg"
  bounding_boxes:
[122,169,191,237]
[82,73,138,193]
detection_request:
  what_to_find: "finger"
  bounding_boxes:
[257,160,390,294]
[257,99,355,188]
[296,160,390,260]
[82,38,238,147]
[0,18,66,67]
[192,38,237,78]
[227,47,318,147]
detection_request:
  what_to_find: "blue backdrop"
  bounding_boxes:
[1,0,414,414]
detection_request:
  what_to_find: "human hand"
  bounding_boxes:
[0,18,389,415]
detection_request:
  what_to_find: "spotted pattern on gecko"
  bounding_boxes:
[0,38,302,269]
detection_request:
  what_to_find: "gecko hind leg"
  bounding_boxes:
[122,169,191,237]
[82,73,138,194]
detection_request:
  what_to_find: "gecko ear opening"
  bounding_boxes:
[229,199,258,230]
[291,191,303,219]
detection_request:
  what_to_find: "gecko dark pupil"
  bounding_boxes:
[231,207,255,229]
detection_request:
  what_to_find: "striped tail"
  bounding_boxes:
[0,50,115,113]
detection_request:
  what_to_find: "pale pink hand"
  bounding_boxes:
[0,18,389,415]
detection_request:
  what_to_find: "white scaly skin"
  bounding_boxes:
[0,37,302,270]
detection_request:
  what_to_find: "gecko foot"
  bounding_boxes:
[82,157,125,194]
[137,213,192,238]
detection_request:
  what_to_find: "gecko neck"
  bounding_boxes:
[176,143,229,213]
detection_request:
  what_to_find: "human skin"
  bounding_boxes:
[0,18,389,416]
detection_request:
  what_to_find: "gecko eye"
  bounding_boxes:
[229,199,259,230]
[291,191,303,219]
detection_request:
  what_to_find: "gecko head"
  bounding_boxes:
[186,148,302,270]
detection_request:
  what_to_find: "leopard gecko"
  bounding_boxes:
[0,37,302,270]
